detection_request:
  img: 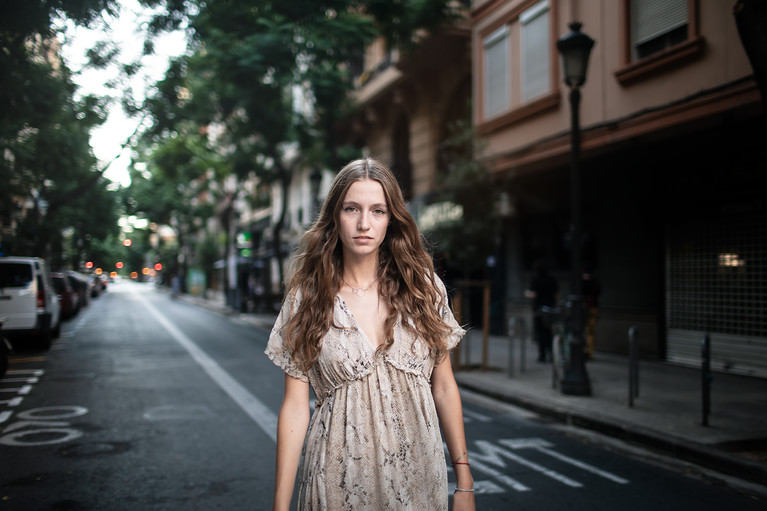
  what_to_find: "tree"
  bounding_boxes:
[136,0,468,299]
[1,0,126,263]
[432,119,501,279]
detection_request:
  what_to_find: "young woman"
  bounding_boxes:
[266,158,475,510]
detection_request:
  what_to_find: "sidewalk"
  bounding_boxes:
[453,329,767,489]
[181,291,767,490]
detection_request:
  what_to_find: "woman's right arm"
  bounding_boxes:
[272,373,311,511]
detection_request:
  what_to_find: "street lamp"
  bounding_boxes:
[309,167,323,221]
[557,22,595,396]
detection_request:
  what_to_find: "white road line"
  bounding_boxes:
[136,292,278,442]
[468,458,532,492]
[536,446,630,484]
[474,440,583,488]
[463,408,493,422]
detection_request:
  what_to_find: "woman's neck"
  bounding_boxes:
[343,254,378,287]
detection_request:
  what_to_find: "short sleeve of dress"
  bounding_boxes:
[264,291,310,383]
[435,275,465,351]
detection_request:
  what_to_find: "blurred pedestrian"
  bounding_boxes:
[582,267,602,360]
[266,158,474,510]
[525,260,559,362]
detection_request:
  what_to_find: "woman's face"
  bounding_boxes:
[338,179,390,261]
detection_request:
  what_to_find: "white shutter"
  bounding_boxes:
[521,1,550,102]
[483,26,510,118]
[631,0,687,46]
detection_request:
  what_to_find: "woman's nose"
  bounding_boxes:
[358,211,370,230]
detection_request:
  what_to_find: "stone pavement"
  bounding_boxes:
[180,291,767,492]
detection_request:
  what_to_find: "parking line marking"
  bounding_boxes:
[5,370,44,376]
[136,292,278,442]
[0,386,32,394]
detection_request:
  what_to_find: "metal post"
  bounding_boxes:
[507,317,516,378]
[628,326,639,407]
[560,86,591,396]
[702,333,712,426]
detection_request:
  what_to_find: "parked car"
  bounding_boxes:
[0,257,61,350]
[66,271,90,308]
[51,272,79,319]
[89,273,107,297]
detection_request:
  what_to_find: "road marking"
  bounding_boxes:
[463,408,492,422]
[5,370,44,376]
[135,292,279,442]
[0,406,89,446]
[1,377,39,383]
[474,439,583,488]
[0,397,23,407]
[0,385,31,394]
[9,357,46,363]
[500,438,629,484]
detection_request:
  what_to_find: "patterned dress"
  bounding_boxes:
[265,279,464,510]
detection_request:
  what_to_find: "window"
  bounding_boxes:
[631,0,687,61]
[615,0,704,86]
[477,0,559,134]
[483,26,509,119]
[520,0,550,102]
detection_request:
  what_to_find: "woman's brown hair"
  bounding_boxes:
[281,158,455,372]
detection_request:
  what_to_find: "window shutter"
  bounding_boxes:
[521,1,550,102]
[631,0,687,46]
[483,26,510,118]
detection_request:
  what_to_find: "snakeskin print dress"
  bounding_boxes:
[265,279,464,510]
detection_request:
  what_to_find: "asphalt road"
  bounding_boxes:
[0,281,763,510]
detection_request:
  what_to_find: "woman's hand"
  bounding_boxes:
[452,490,475,511]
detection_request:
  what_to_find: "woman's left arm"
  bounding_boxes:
[432,354,475,511]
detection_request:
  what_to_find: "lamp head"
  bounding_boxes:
[557,22,595,88]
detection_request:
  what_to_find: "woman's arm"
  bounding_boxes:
[432,355,475,511]
[272,373,311,511]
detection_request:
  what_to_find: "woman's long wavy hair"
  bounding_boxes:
[281,158,455,372]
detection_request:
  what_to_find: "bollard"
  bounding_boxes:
[507,317,516,378]
[628,326,639,407]
[701,333,712,426]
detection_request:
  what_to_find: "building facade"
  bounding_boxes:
[346,0,766,377]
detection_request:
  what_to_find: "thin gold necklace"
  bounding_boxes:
[344,276,378,297]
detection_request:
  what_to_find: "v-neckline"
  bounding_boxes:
[337,294,383,351]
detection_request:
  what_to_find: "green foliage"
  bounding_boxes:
[0,0,125,265]
[432,119,500,277]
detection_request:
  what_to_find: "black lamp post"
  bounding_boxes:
[557,22,594,396]
[309,167,323,221]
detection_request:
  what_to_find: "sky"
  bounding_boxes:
[57,0,188,188]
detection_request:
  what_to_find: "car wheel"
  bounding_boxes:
[36,331,52,350]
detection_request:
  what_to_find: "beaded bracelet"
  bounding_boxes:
[454,488,474,493]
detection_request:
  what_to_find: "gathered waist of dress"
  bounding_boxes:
[312,357,431,410]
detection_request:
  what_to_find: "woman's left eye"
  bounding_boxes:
[373,209,387,215]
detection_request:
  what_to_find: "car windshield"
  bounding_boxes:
[0,263,33,288]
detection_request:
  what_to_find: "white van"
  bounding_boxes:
[0,257,61,349]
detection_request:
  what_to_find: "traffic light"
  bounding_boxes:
[116,262,124,269]
[154,263,163,271]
